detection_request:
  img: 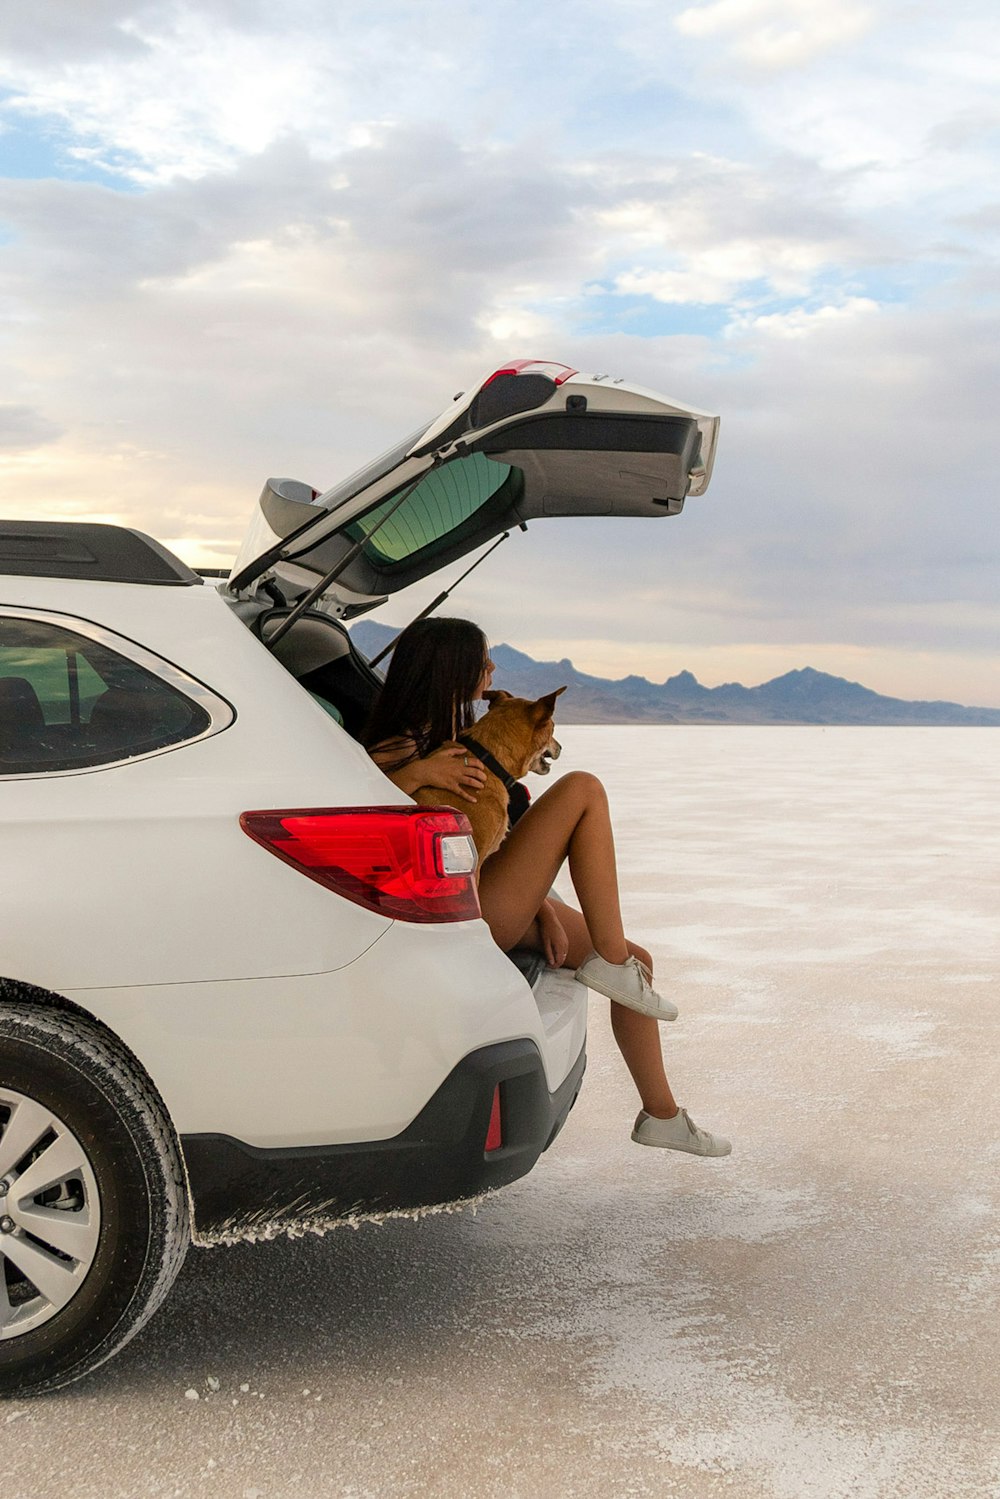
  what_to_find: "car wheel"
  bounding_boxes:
[0,999,190,1394]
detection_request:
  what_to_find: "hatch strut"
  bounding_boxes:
[262,458,444,652]
[368,527,519,669]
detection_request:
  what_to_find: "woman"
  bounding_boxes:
[364,617,731,1158]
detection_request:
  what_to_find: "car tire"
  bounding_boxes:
[0,998,190,1395]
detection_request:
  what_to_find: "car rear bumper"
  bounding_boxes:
[181,1036,586,1240]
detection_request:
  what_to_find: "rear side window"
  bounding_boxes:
[0,615,217,775]
[343,452,517,566]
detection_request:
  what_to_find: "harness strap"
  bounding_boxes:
[459,734,518,792]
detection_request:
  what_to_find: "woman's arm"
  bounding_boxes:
[370,738,486,803]
[536,897,570,968]
[369,737,423,793]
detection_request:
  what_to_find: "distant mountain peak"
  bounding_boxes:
[491,643,536,667]
[775,666,845,684]
[663,668,703,695]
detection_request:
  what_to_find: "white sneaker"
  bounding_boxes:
[573,951,678,1021]
[631,1108,732,1157]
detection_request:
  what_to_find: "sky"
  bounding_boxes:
[0,0,997,707]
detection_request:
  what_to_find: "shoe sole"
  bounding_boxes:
[631,1129,732,1157]
[574,972,678,1022]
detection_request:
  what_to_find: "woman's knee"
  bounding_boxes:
[551,769,607,807]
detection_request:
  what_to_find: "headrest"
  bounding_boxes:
[0,675,45,732]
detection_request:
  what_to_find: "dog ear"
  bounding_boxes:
[534,686,567,717]
[483,689,513,704]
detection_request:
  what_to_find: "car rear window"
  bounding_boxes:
[342,452,517,566]
[0,615,214,775]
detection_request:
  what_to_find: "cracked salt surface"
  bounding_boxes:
[518,1173,981,1499]
[854,1012,945,1058]
[6,728,998,1499]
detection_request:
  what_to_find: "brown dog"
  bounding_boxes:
[413,687,566,865]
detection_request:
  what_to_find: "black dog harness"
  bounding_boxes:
[459,734,517,791]
[459,734,532,827]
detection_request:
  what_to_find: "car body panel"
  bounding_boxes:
[64,918,586,1150]
[181,1038,587,1238]
[0,580,396,988]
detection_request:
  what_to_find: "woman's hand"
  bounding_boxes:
[414,744,487,804]
[537,898,569,969]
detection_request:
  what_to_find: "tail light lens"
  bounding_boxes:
[240,806,481,923]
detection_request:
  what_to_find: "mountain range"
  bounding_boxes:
[349,621,1000,727]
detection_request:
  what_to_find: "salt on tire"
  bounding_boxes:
[0,999,190,1395]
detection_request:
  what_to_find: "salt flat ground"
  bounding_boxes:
[8,728,999,1499]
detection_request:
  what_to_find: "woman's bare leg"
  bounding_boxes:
[478,772,629,960]
[611,1006,678,1119]
[514,898,679,1120]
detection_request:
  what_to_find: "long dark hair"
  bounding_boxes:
[362,617,490,764]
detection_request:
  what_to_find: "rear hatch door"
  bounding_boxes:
[227,362,719,616]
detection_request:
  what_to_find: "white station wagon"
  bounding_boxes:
[0,361,719,1393]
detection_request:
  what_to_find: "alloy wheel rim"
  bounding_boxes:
[0,1087,102,1339]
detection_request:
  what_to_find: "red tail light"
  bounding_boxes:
[240,807,481,923]
[485,1085,503,1152]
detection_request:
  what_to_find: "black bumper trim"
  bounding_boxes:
[181,1038,586,1236]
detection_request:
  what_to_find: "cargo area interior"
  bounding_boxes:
[254,605,384,739]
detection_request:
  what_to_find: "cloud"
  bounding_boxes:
[0,3,354,183]
[0,129,604,552]
[587,151,879,313]
[616,241,830,305]
[675,0,873,69]
[0,0,155,65]
[0,137,339,292]
[0,1,596,185]
[0,403,62,449]
[725,296,879,337]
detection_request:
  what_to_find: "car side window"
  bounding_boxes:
[0,615,213,775]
